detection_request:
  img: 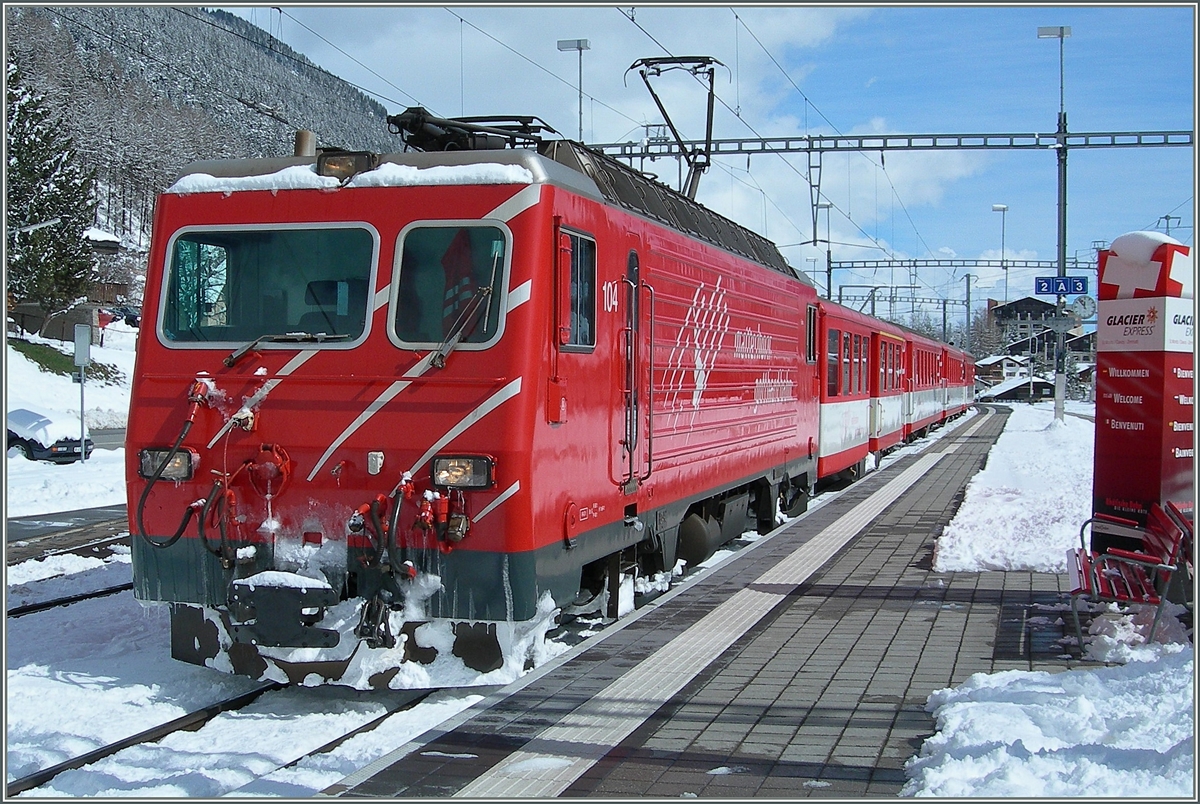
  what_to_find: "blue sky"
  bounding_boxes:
[223,4,1195,320]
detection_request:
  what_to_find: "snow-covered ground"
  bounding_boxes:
[905,403,1194,797]
[6,325,137,518]
[5,335,1194,796]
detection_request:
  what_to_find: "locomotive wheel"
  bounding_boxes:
[677,512,722,566]
[754,481,778,535]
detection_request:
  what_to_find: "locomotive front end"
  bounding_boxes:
[128,155,557,689]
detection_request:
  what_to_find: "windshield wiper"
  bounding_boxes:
[431,289,491,369]
[224,332,350,367]
[430,241,504,370]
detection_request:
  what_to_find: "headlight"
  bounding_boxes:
[316,150,378,179]
[139,448,197,480]
[431,455,494,489]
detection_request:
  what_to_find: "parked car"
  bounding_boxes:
[112,306,140,328]
[98,306,140,328]
[6,407,94,463]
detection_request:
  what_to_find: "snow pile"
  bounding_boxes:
[7,546,130,588]
[903,644,1194,798]
[933,404,1094,572]
[6,324,138,430]
[908,401,1194,798]
[6,329,137,516]
[347,161,533,188]
[167,162,533,195]
[167,165,340,194]
[5,447,128,518]
[7,545,133,611]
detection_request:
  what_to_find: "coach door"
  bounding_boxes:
[614,246,653,496]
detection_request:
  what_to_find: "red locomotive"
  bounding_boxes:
[127,109,973,688]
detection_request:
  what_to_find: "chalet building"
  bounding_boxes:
[988,297,1058,342]
[978,374,1056,403]
[975,354,1029,385]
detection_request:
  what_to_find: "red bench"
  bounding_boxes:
[1067,502,1190,653]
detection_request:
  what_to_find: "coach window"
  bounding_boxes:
[806,305,818,363]
[857,335,866,394]
[564,231,596,349]
[881,342,889,391]
[842,332,852,397]
[826,329,840,397]
[851,335,861,395]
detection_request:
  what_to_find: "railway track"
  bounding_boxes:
[5,682,437,797]
[5,682,285,797]
[6,527,129,567]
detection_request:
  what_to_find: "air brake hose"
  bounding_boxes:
[197,481,233,563]
[134,381,207,550]
[386,488,406,570]
[134,418,196,549]
[368,496,389,566]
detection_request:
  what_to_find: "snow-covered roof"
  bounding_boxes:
[82,227,119,243]
[975,354,1027,367]
[166,162,535,195]
[978,374,1052,399]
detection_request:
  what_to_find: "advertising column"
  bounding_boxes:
[1092,231,1193,551]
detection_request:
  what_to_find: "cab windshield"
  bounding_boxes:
[394,225,508,346]
[162,226,376,343]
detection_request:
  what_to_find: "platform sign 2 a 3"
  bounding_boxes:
[1034,276,1088,295]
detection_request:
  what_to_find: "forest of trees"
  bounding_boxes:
[5,5,398,266]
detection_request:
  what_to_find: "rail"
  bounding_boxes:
[8,584,134,618]
[5,683,284,797]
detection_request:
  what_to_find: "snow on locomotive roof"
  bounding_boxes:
[166,162,535,195]
[165,143,801,281]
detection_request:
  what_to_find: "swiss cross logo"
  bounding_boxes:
[1099,236,1193,300]
[1100,255,1162,299]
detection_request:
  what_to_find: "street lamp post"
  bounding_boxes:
[557,38,590,142]
[992,204,1008,302]
[1038,24,1071,423]
[817,201,832,298]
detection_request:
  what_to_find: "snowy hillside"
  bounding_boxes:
[5,5,399,250]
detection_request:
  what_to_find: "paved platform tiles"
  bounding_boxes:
[328,407,1078,799]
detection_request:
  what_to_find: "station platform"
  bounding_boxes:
[325,405,1076,798]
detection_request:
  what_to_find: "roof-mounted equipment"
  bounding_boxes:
[627,56,724,200]
[387,107,557,152]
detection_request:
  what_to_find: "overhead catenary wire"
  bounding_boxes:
[444,8,643,131]
[619,7,926,286]
[175,7,431,120]
[271,8,432,110]
[619,6,949,298]
[729,9,939,274]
